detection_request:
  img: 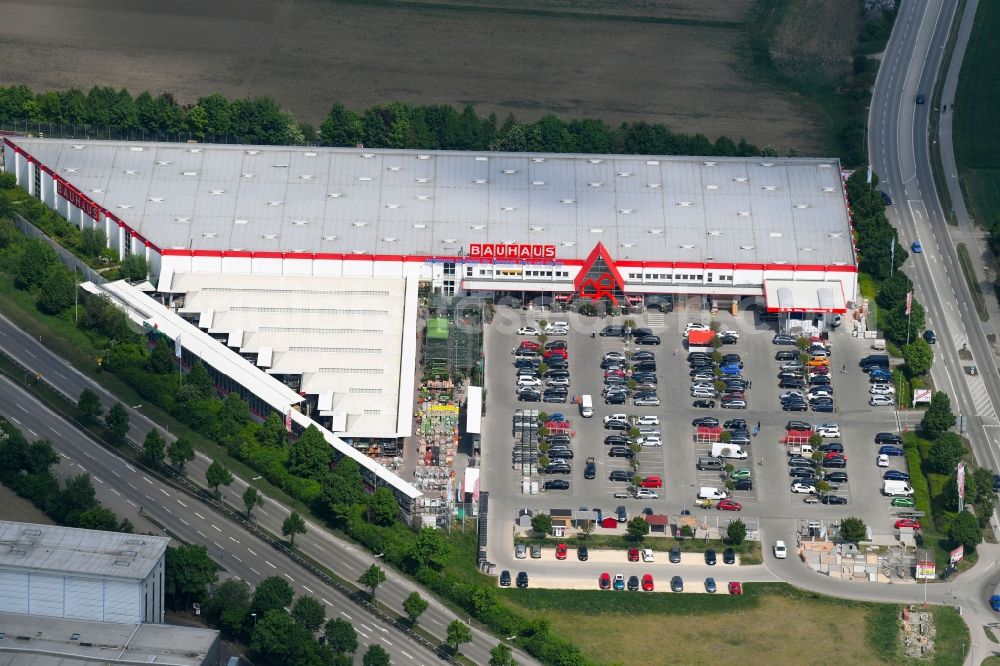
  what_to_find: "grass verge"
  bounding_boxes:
[929,0,966,226]
[957,242,989,321]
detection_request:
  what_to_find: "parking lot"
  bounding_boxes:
[481,304,913,573]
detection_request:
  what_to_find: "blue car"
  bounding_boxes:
[879,445,905,457]
[883,470,911,481]
[991,595,1000,612]
[912,240,923,253]
[548,413,567,422]
[721,364,741,375]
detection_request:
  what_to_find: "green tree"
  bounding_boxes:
[921,391,956,439]
[250,610,324,665]
[531,512,552,536]
[358,564,386,603]
[203,579,251,638]
[50,473,98,524]
[38,263,75,315]
[214,393,251,442]
[840,517,867,544]
[243,486,264,520]
[164,544,218,609]
[903,338,934,376]
[949,510,983,551]
[402,591,429,625]
[875,270,913,310]
[490,643,518,666]
[727,518,747,545]
[291,595,326,632]
[928,432,966,473]
[324,618,358,654]
[77,388,103,425]
[105,402,130,446]
[446,620,472,654]
[167,436,195,471]
[626,516,650,540]
[969,467,997,505]
[205,459,234,496]
[366,487,399,526]
[408,528,451,570]
[286,425,332,480]
[79,227,107,257]
[185,361,215,398]
[258,412,289,448]
[362,644,391,666]
[76,506,121,530]
[884,300,925,346]
[282,511,307,548]
[251,576,295,616]
[16,238,57,289]
[119,253,148,282]
[320,458,365,521]
[142,429,166,465]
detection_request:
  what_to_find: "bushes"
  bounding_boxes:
[902,434,933,517]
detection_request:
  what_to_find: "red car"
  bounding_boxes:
[717,499,743,511]
[599,572,611,590]
[640,476,664,489]
[895,518,921,530]
[811,366,830,375]
[519,340,541,351]
[641,574,654,591]
[825,452,847,461]
[555,543,568,560]
[604,369,625,379]
[544,349,568,359]
[627,548,640,562]
[728,581,743,595]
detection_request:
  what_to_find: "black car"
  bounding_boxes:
[584,460,596,479]
[688,352,713,362]
[605,435,630,446]
[812,402,835,413]
[670,576,684,592]
[825,472,848,483]
[775,350,799,361]
[605,419,630,430]
[669,547,682,563]
[606,394,627,405]
[880,191,893,206]
[633,372,657,383]
[627,575,640,591]
[790,467,818,479]
[518,391,541,402]
[733,478,753,491]
[500,570,511,586]
[994,474,1000,492]
[600,325,625,337]
[546,463,571,474]
[543,393,567,403]
[822,457,846,469]
[546,448,573,459]
[818,442,844,453]
[822,495,848,505]
[723,548,736,564]
[577,546,589,561]
[773,335,797,345]
[694,399,716,409]
[780,378,806,390]
[923,329,937,344]
[874,432,903,445]
[633,361,657,372]
[608,446,635,459]
[546,360,569,370]
[809,375,832,386]
[783,401,808,411]
[516,571,529,588]
[693,417,719,428]
[724,418,747,430]
[636,335,661,346]
[547,435,571,447]
[705,549,716,566]
[787,420,812,430]
[544,340,568,350]
[515,358,540,369]
[721,334,739,345]
[729,433,752,446]
[609,469,633,482]
[915,93,926,104]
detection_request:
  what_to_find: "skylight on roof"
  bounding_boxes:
[210,189,224,195]
[246,150,260,155]
[91,188,103,193]
[532,180,545,185]
[734,177,748,183]
[323,234,337,241]
[532,157,546,163]
[501,206,516,211]
[590,228,603,233]
[561,199,575,204]
[794,204,809,209]
[738,211,751,217]
[474,178,487,184]
[157,160,171,166]
[148,197,164,203]
[763,185,778,191]
[588,182,603,187]
[300,174,314,180]
[415,177,430,183]
[385,203,399,209]
[708,230,722,236]
[183,171,197,176]
[417,154,430,160]
[304,152,317,157]
[242,173,255,178]
[822,186,836,192]
[769,232,782,237]
[261,234,277,239]
[588,159,602,164]
[273,163,288,168]
[413,224,426,229]
[234,219,248,225]
[416,195,430,200]
[175,217,190,223]
[680,244,696,249]
[124,169,137,175]
[117,204,132,209]
[328,192,343,198]
[648,183,661,188]
[353,222,367,228]
[741,245,755,250]
[267,200,283,206]
[475,156,488,162]
[358,176,372,182]
[530,225,544,232]
[64,167,79,173]
[621,242,635,248]
[649,229,664,235]
[362,153,375,158]
[619,209,634,214]
[561,241,575,246]
[503,169,517,175]
[443,238,457,244]
[704,161,717,167]
[470,224,485,230]
[760,162,774,167]
[202,232,217,238]
[706,185,718,190]
[646,160,659,165]
[388,166,401,172]
[292,219,308,225]
[188,148,202,153]
[72,144,85,150]
[677,201,693,207]
[382,236,397,242]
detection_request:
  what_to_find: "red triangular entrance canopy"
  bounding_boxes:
[572,242,626,305]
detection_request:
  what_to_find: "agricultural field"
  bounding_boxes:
[0,0,864,154]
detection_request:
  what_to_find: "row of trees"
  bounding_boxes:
[0,84,769,159]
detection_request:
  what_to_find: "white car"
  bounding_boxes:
[604,352,627,362]
[814,426,840,438]
[698,487,729,500]
[546,378,570,387]
[517,326,540,335]
[721,330,740,339]
[691,389,717,399]
[876,454,890,467]
[544,321,569,332]
[635,415,660,426]
[690,382,716,392]
[870,384,895,395]
[516,377,541,387]
[773,541,788,559]
[634,397,661,407]
[641,548,655,562]
[685,322,709,334]
[640,436,663,447]
[634,488,659,499]
[604,413,628,424]
[546,328,568,336]
[869,395,894,406]
[791,482,816,494]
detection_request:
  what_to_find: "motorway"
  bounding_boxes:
[869,0,1000,661]
[0,313,536,666]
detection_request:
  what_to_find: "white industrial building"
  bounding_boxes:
[0,521,169,624]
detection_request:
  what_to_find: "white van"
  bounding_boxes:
[698,487,728,500]
[711,442,748,459]
[580,394,594,418]
[545,321,569,332]
[883,480,914,496]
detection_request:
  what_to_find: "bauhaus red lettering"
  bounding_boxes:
[469,243,556,260]
[57,181,101,221]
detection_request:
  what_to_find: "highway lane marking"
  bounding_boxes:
[142,476,153,485]
[110,489,121,496]
[321,599,333,607]
[249,567,260,576]
[375,625,387,634]
[28,429,38,437]
[93,476,104,484]
[163,506,172,514]
[265,560,277,569]
[211,524,222,532]
[356,629,370,639]
[126,499,137,507]
[176,500,187,508]
[380,637,392,646]
[247,548,257,556]
[258,509,270,516]
[430,618,443,626]
[8,416,20,424]
[214,542,224,550]
[359,624,373,633]
[145,495,153,501]
[53,371,66,380]
[302,585,314,593]
[197,530,206,538]
[159,488,169,496]
[16,403,27,413]
[111,470,120,477]
[400,651,412,660]
[228,536,239,543]
[339,611,351,619]
[195,452,211,461]
[180,518,189,526]
[127,482,137,490]
[194,512,205,520]
[48,426,61,436]
[283,573,294,581]
[24,350,36,358]
[232,554,242,562]
[125,464,135,472]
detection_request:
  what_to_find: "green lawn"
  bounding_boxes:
[954,0,1000,228]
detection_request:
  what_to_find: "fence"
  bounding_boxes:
[11,212,107,285]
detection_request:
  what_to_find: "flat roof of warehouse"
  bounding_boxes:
[7,138,855,266]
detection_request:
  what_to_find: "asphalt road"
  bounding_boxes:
[0,373,444,666]
[0,312,536,666]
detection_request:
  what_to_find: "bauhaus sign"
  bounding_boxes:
[57,181,102,221]
[468,243,556,260]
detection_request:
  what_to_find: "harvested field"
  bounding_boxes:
[0,0,821,152]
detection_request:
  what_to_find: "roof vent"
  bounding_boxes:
[246,150,260,155]
[620,242,635,248]
[352,249,367,254]
[501,206,516,211]
[617,171,633,177]
[361,153,375,158]
[385,203,399,209]
[677,201,693,207]
[442,238,457,244]
[91,188,104,194]
[649,228,664,235]
[182,171,197,177]
[648,183,661,188]
[290,249,307,254]
[328,192,343,198]
[157,160,171,166]
[209,189,224,195]
[760,162,774,167]
[832,261,847,266]
[267,200,283,206]
[72,144,85,150]
[561,241,575,247]
[827,232,843,239]
[112,559,131,567]
[590,228,603,234]
[703,161,717,167]
[416,195,430,200]
[473,178,487,184]
[352,222,367,228]
[738,211,752,217]
[382,236,397,242]
[769,232,783,238]
[646,160,660,166]
[740,244,755,250]
[64,167,79,173]
[202,232,217,238]
[794,203,809,209]
[822,186,836,192]
[530,225,544,232]
[124,169,137,175]
[148,197,164,203]
[773,260,788,264]
[234,219,248,225]
[680,244,696,249]
[561,198,575,204]
[272,163,288,169]
[188,148,202,153]
[734,177,748,183]
[532,180,545,186]
[800,247,816,252]
[619,208,634,214]
[819,163,833,168]
[475,156,488,161]
[588,159,603,164]
[470,224,485,230]
[706,185,718,190]
[387,166,401,172]
[175,217,190,223]
[261,234,278,240]
[708,230,722,236]
[292,219,308,226]
[417,155,431,160]
[502,169,517,175]
[117,204,132,209]
[415,177,430,183]
[413,224,426,229]
[242,173,255,179]
[299,174,314,180]
[763,185,778,191]
[588,182,603,187]
[358,176,372,182]
[304,152,318,157]
[323,235,337,241]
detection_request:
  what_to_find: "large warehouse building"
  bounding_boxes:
[3,137,857,312]
[0,521,169,624]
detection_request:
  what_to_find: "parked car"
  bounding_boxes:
[723,548,736,565]
[879,445,905,456]
[516,571,529,588]
[821,494,848,505]
[670,576,684,592]
[705,577,717,593]
[613,574,626,591]
[729,581,743,595]
[609,470,633,482]
[499,570,511,586]
[895,518,921,530]
[693,417,719,427]
[599,572,611,590]
[705,549,717,565]
[669,547,681,563]
[642,574,655,591]
[543,479,570,490]
[693,399,716,409]
[717,499,743,511]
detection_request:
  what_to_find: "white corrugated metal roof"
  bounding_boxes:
[11,138,855,265]
[764,279,847,313]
